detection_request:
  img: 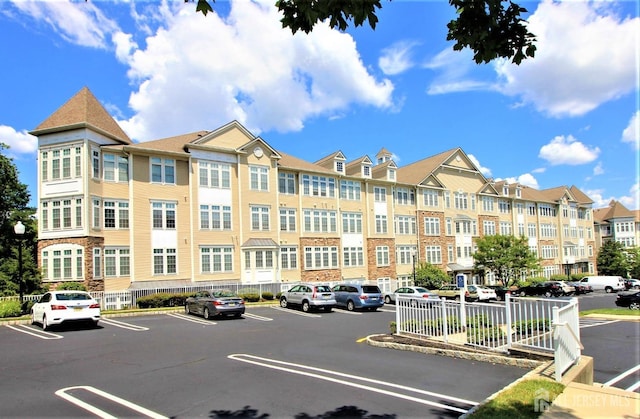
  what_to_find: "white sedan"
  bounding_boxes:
[469,285,498,302]
[31,291,101,330]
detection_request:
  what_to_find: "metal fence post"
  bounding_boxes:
[505,292,512,349]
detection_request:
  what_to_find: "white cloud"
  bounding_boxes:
[468,154,492,177]
[532,167,546,174]
[538,135,600,165]
[588,183,640,210]
[0,125,38,155]
[118,1,394,141]
[379,41,417,75]
[424,48,494,95]
[622,111,639,150]
[498,174,540,189]
[494,1,638,117]
[592,162,604,176]
[9,0,119,49]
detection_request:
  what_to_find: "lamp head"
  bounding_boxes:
[14,221,25,236]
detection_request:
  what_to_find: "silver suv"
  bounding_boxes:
[280,284,336,313]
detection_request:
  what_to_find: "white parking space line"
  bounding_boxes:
[228,353,477,415]
[100,318,149,331]
[55,385,168,419]
[167,312,215,325]
[378,307,396,313]
[270,306,321,317]
[331,310,362,315]
[603,364,640,388]
[6,324,63,339]
[579,319,620,329]
[243,312,273,321]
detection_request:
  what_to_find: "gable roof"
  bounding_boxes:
[593,200,636,223]
[30,87,132,144]
[125,131,208,156]
[396,147,462,184]
[278,151,335,175]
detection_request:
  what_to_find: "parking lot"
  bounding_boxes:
[0,291,637,417]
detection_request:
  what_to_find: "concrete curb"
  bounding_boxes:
[365,334,543,369]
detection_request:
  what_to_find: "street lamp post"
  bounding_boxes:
[411,247,416,285]
[14,221,25,307]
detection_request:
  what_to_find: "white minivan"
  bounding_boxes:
[579,276,625,293]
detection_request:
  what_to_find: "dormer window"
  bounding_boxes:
[363,165,371,177]
[336,161,344,173]
[503,186,509,196]
[516,187,521,198]
[388,169,395,180]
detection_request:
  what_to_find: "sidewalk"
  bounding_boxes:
[541,381,639,418]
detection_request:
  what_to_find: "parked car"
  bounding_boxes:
[516,282,565,298]
[331,283,384,311]
[547,281,576,296]
[435,284,474,301]
[568,281,592,294]
[280,284,336,312]
[614,290,640,310]
[623,279,640,290]
[384,286,440,305]
[31,291,101,330]
[185,290,245,319]
[468,285,497,302]
[485,285,512,301]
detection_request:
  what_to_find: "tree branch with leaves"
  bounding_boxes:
[189,0,536,64]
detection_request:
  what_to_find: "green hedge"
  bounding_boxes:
[0,300,22,318]
[136,292,193,308]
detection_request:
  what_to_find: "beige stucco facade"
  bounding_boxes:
[33,88,598,291]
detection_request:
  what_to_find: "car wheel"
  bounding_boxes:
[384,295,392,304]
[280,297,288,308]
[93,321,99,328]
[324,307,332,313]
[410,299,418,307]
[605,287,613,293]
[203,307,211,320]
[629,302,640,310]
[370,307,377,312]
[185,304,190,315]
[42,315,50,331]
[234,313,242,318]
[347,300,355,311]
[519,291,526,297]
[302,301,310,313]
[544,291,552,298]
[454,296,460,302]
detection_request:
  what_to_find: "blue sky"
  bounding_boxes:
[1,0,638,210]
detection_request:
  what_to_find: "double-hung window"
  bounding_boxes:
[152,201,176,229]
[151,158,175,184]
[251,206,270,230]
[250,166,269,191]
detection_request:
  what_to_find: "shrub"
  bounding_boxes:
[276,292,283,300]
[389,321,397,334]
[0,300,22,318]
[136,292,191,308]
[261,291,274,301]
[468,326,505,343]
[241,293,261,302]
[57,282,87,291]
[513,319,551,333]
[468,314,493,328]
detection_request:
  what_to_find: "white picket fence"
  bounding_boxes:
[395,293,581,381]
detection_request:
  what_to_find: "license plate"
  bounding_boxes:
[323,295,330,300]
[74,307,83,312]
[228,303,236,306]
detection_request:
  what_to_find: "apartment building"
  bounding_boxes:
[593,200,639,250]
[32,87,597,291]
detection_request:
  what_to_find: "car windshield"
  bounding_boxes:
[56,293,91,301]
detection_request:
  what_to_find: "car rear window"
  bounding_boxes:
[56,293,91,301]
[362,286,381,293]
[316,286,332,292]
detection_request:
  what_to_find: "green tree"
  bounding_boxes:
[0,144,40,297]
[414,262,450,289]
[597,241,630,276]
[473,235,540,288]
[191,0,536,65]
[626,247,640,279]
